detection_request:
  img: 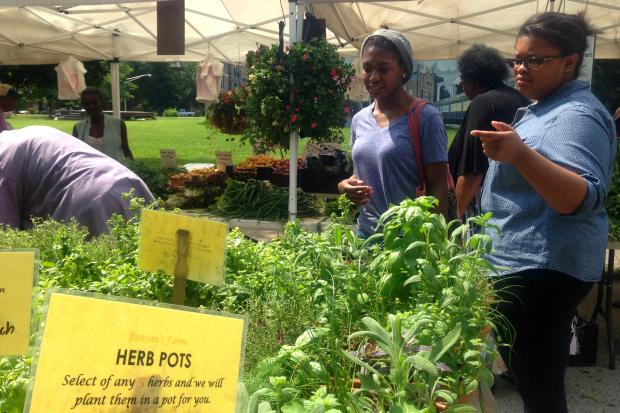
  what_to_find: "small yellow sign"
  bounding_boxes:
[137,210,227,285]
[215,151,233,172]
[0,250,36,356]
[27,291,247,413]
[159,149,177,169]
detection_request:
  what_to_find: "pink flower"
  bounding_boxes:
[291,114,298,122]
[343,106,351,113]
[330,68,337,76]
[295,107,300,112]
[310,122,318,129]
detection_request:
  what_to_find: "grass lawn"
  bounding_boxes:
[9,114,457,168]
[9,115,259,168]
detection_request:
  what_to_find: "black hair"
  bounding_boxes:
[517,12,597,79]
[80,86,104,102]
[458,44,509,89]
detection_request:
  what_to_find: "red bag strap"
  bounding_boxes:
[407,98,428,187]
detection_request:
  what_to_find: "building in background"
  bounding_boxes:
[406,62,435,101]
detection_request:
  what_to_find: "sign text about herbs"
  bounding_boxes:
[0,251,35,356]
[27,292,246,412]
[61,372,226,409]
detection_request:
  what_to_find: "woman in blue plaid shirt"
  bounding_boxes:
[472,12,616,413]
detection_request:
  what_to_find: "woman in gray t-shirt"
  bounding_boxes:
[338,29,448,237]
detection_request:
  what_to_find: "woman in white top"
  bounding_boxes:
[72,87,133,162]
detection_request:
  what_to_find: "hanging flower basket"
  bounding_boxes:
[242,39,355,151]
[207,86,248,134]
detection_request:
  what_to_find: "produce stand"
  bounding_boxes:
[163,153,349,220]
[179,210,335,242]
[165,167,227,210]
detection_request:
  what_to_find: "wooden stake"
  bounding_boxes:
[172,229,189,305]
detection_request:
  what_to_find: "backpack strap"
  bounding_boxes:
[407,98,428,193]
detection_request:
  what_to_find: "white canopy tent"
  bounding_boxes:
[1,1,618,65]
[310,0,620,60]
[1,0,619,217]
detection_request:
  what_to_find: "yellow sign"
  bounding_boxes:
[137,210,227,285]
[27,291,247,413]
[0,250,36,356]
[159,149,177,169]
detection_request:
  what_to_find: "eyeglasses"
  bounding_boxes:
[507,55,563,70]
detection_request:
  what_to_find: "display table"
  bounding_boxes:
[590,240,619,370]
[179,210,342,242]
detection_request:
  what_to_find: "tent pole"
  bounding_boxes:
[110,59,121,118]
[288,1,299,221]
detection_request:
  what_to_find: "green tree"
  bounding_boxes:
[128,61,197,114]
[0,64,56,112]
[0,60,108,113]
[1,60,199,115]
[98,61,138,110]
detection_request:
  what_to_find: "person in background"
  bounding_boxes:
[338,28,449,238]
[73,87,133,162]
[0,126,154,236]
[471,12,615,413]
[0,84,18,133]
[448,44,529,219]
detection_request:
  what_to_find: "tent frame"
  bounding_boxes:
[4,0,620,219]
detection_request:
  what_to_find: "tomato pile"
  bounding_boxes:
[272,158,306,176]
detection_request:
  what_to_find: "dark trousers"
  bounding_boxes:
[494,269,593,413]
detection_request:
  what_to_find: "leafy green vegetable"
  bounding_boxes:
[211,179,320,221]
[0,196,501,412]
